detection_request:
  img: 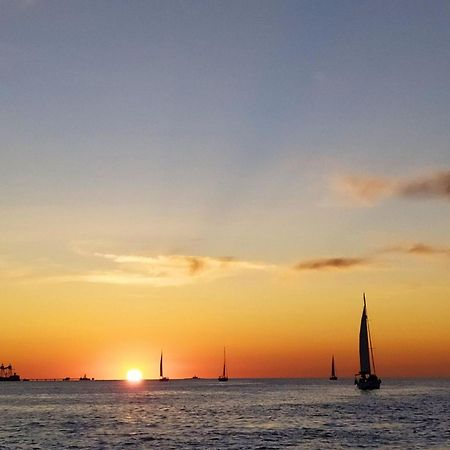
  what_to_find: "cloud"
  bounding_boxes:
[82,253,277,286]
[335,176,393,205]
[397,171,450,200]
[294,257,370,271]
[384,243,450,257]
[336,170,450,205]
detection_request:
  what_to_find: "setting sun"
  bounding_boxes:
[126,369,143,382]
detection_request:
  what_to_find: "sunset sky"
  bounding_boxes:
[1,1,449,379]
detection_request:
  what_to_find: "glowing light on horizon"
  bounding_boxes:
[126,368,143,382]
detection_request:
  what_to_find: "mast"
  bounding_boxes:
[359,293,371,375]
[367,305,377,375]
[331,355,335,378]
[160,351,163,378]
[222,348,227,377]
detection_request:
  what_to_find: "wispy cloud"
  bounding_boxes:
[397,171,450,200]
[384,242,450,257]
[294,257,370,271]
[335,170,450,205]
[82,253,277,286]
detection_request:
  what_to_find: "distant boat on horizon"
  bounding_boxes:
[329,355,338,380]
[159,351,169,382]
[0,364,20,382]
[79,374,94,381]
[218,348,228,382]
[355,293,381,390]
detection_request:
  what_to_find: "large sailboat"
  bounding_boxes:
[329,355,338,380]
[355,294,381,390]
[218,348,228,382]
[159,351,169,382]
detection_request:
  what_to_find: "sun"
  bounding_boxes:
[126,368,143,382]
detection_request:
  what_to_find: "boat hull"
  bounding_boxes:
[355,375,381,390]
[0,375,20,382]
[218,376,228,382]
[159,377,169,382]
[329,376,338,381]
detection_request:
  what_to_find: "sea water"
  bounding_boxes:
[0,379,448,449]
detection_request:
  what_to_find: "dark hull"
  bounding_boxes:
[0,375,20,381]
[356,375,381,390]
[329,376,338,381]
[159,377,169,382]
[218,376,228,382]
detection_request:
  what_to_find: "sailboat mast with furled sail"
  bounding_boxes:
[159,351,169,382]
[329,355,337,380]
[218,348,228,381]
[355,294,381,390]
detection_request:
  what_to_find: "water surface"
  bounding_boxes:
[0,379,448,449]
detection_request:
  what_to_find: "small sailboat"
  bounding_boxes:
[159,351,169,382]
[329,355,338,380]
[218,348,228,382]
[355,294,381,390]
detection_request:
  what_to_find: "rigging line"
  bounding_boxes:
[367,314,377,375]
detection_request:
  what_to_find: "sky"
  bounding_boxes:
[1,0,449,379]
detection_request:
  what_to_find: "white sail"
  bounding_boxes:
[359,295,371,375]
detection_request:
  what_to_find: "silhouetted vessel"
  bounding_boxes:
[329,355,338,380]
[355,294,381,390]
[192,375,199,380]
[0,364,20,381]
[159,351,169,382]
[218,348,228,382]
[79,374,93,381]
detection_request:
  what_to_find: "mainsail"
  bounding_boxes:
[160,352,163,378]
[331,356,336,378]
[359,294,371,375]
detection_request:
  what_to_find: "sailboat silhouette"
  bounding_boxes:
[159,351,169,382]
[329,355,338,380]
[355,294,381,390]
[218,348,228,382]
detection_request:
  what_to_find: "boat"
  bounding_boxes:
[0,364,20,381]
[159,351,169,382]
[192,375,199,380]
[79,374,94,381]
[355,293,381,390]
[329,355,338,380]
[218,348,228,382]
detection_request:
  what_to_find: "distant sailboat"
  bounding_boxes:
[355,294,381,390]
[218,348,228,382]
[329,355,338,380]
[159,351,169,382]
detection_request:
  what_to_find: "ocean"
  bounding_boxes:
[0,379,448,449]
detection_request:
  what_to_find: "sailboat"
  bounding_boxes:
[159,351,169,382]
[355,294,381,390]
[329,355,338,380]
[218,348,228,382]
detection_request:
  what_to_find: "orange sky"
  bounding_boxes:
[3,262,449,379]
[1,1,450,380]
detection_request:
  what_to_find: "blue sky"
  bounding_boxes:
[1,0,449,260]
